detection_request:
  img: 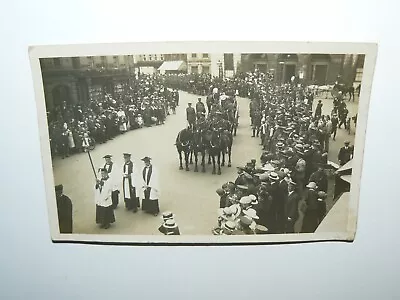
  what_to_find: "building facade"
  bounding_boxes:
[40,55,136,111]
[186,53,242,77]
[134,53,188,74]
[240,54,365,85]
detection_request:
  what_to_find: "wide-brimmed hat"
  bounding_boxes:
[306,182,318,189]
[164,219,178,229]
[216,188,225,196]
[162,211,175,220]
[236,185,249,191]
[268,172,279,181]
[258,173,269,182]
[261,164,275,172]
[229,204,242,219]
[255,224,269,234]
[223,221,237,232]
[141,156,152,162]
[248,194,258,205]
[239,196,252,205]
[243,208,259,220]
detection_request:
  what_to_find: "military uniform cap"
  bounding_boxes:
[103,154,112,159]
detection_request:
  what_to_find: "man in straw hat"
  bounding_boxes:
[158,211,175,234]
[94,168,116,229]
[301,181,320,233]
[285,177,300,233]
[122,153,140,212]
[160,219,180,235]
[141,156,161,216]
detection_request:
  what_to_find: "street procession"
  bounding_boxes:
[45,53,361,236]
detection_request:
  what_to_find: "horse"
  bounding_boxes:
[175,127,193,171]
[219,129,233,168]
[204,128,222,175]
[332,83,355,101]
[189,128,207,172]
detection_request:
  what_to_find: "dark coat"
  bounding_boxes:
[338,146,352,165]
[186,107,196,122]
[56,194,73,233]
[286,191,300,222]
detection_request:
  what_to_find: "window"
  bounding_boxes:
[53,58,61,67]
[143,56,147,61]
[191,53,197,58]
[101,56,107,66]
[202,53,209,58]
[191,66,198,74]
[154,55,158,61]
[160,55,164,60]
[202,66,210,74]
[113,56,119,67]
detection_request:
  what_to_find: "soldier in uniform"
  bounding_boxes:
[122,153,140,212]
[186,102,196,130]
[195,97,206,119]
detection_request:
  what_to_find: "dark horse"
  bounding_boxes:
[333,83,355,101]
[204,129,222,175]
[219,129,233,168]
[175,127,193,171]
[189,129,207,172]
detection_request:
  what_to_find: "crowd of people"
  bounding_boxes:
[190,71,356,235]
[54,69,356,235]
[48,74,179,159]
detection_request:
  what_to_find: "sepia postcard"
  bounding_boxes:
[28,41,377,244]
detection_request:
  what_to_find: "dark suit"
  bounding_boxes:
[285,191,300,233]
[56,194,73,233]
[301,189,320,233]
[338,146,352,166]
[309,170,328,193]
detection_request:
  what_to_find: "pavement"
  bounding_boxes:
[52,91,359,235]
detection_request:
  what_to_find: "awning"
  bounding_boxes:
[158,60,186,72]
[340,174,352,184]
[337,159,352,173]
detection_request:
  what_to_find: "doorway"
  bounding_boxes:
[52,85,70,108]
[284,64,296,83]
[313,64,328,85]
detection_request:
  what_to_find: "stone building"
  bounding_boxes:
[40,55,135,111]
[240,54,365,85]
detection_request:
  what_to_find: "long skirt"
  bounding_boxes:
[142,198,160,214]
[96,205,115,225]
[124,187,140,210]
